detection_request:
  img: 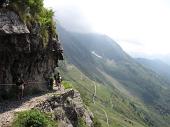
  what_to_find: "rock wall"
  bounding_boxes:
[0,9,62,100]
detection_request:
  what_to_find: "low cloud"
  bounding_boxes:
[54,7,93,33]
[44,0,170,56]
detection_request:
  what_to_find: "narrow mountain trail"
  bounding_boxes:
[0,87,64,127]
[79,75,110,126]
[92,81,96,104]
[83,79,109,127]
[96,103,109,127]
[92,83,109,127]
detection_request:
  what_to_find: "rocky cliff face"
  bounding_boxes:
[35,89,94,127]
[0,8,63,100]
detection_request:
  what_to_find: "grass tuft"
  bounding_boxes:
[62,81,73,89]
[12,109,57,127]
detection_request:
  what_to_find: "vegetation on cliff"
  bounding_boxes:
[9,0,56,45]
[12,109,58,127]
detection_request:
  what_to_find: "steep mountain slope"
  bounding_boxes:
[136,58,170,83]
[58,25,170,102]
[57,25,170,127]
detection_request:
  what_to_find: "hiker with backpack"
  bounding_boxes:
[47,76,54,90]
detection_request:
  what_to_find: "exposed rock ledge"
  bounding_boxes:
[35,89,94,127]
[0,89,94,127]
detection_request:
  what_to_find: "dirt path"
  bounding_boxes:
[0,87,64,127]
[92,81,96,104]
[92,82,109,127]
[96,103,109,127]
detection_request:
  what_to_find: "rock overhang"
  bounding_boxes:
[0,9,30,35]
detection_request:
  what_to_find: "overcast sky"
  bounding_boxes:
[44,0,170,56]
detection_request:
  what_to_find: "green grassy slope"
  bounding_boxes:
[57,61,168,127]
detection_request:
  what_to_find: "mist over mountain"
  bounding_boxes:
[57,24,170,127]
[54,7,94,33]
[55,9,170,64]
[130,52,170,66]
[44,1,170,126]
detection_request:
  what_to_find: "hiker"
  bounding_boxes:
[54,73,62,90]
[48,76,54,90]
[16,76,25,100]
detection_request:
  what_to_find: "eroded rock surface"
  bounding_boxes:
[0,9,29,34]
[35,89,94,127]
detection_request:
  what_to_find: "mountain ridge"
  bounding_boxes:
[136,58,170,83]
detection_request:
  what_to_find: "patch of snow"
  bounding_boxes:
[91,51,103,59]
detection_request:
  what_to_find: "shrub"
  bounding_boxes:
[62,81,73,89]
[12,109,57,127]
[9,0,56,45]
